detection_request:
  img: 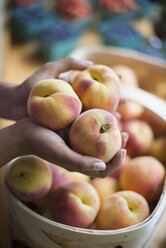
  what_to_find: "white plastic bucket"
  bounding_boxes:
[4,180,166,248]
[4,46,166,248]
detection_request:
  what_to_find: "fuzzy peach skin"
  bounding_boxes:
[49,164,71,193]
[5,155,52,202]
[110,154,130,179]
[120,156,165,203]
[91,177,119,204]
[59,70,80,85]
[122,120,154,157]
[27,79,82,130]
[32,163,71,209]
[96,190,150,230]
[112,64,139,87]
[72,64,121,113]
[67,171,90,182]
[117,100,143,121]
[69,109,122,163]
[51,181,100,228]
[33,164,72,208]
[150,136,166,165]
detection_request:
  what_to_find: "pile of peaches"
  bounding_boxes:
[5,64,166,230]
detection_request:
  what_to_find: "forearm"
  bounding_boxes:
[0,82,27,121]
[0,122,25,167]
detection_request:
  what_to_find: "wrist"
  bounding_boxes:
[11,84,29,121]
[0,121,25,166]
[0,82,23,121]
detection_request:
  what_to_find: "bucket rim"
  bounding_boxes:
[70,45,166,68]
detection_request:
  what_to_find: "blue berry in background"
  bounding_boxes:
[37,21,80,42]
[37,21,81,61]
[10,3,56,42]
[99,20,146,49]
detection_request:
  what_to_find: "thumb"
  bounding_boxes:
[29,123,106,173]
[46,142,107,172]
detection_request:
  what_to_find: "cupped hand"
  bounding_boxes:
[17,118,128,178]
[14,58,93,120]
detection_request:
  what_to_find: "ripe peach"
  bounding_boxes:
[68,172,90,182]
[27,79,82,130]
[150,136,166,165]
[51,181,100,228]
[122,120,154,157]
[32,164,70,209]
[5,155,52,202]
[112,64,139,87]
[117,100,143,121]
[96,190,150,230]
[120,156,165,203]
[91,177,119,203]
[72,64,121,113]
[49,164,71,193]
[110,154,130,179]
[69,109,122,163]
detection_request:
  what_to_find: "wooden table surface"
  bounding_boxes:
[1,10,166,248]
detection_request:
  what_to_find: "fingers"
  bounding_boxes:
[121,131,129,148]
[58,70,80,85]
[44,57,93,78]
[25,120,106,173]
[103,149,126,177]
[22,119,127,179]
[86,149,126,178]
[114,112,121,120]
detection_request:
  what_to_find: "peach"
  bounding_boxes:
[72,64,121,113]
[91,177,119,203]
[96,190,150,230]
[68,172,90,182]
[112,64,139,87]
[5,155,52,202]
[27,79,82,130]
[150,136,166,165]
[110,154,130,179]
[120,156,165,203]
[140,108,166,136]
[122,120,154,157]
[69,109,122,163]
[33,164,71,209]
[117,100,143,121]
[51,181,100,228]
[49,164,71,193]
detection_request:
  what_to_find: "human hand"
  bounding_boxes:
[1,117,127,177]
[25,117,128,178]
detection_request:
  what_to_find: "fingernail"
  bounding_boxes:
[94,162,106,170]
[122,149,126,159]
[81,60,93,65]
[124,133,129,143]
